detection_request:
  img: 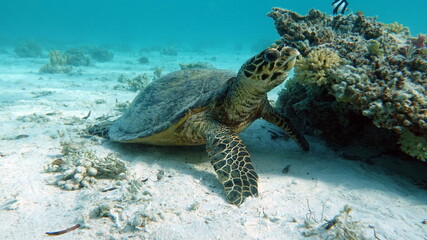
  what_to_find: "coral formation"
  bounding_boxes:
[39,50,72,74]
[153,66,163,80]
[366,39,384,56]
[138,56,149,64]
[384,22,409,35]
[89,47,114,62]
[410,34,426,48]
[49,50,67,65]
[14,41,42,58]
[399,130,427,161]
[45,146,127,190]
[64,48,91,66]
[302,205,369,239]
[293,48,341,86]
[161,46,178,56]
[179,62,214,70]
[115,74,150,91]
[269,8,427,161]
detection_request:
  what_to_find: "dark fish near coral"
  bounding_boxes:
[332,0,349,14]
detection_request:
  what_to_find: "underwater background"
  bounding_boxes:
[0,0,425,49]
[0,1,426,239]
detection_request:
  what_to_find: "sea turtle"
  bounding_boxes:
[88,45,309,205]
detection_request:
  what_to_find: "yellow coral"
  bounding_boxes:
[294,48,341,86]
[399,131,427,161]
[385,22,406,34]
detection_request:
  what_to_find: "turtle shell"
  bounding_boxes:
[108,68,235,142]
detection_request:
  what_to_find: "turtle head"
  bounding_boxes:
[238,45,300,89]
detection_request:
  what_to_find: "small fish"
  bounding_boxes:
[332,0,349,15]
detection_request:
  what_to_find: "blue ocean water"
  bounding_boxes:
[0,0,425,49]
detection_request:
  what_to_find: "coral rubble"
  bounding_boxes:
[269,8,427,161]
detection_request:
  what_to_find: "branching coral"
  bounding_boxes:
[294,48,341,86]
[49,50,67,65]
[115,74,150,91]
[384,22,409,35]
[39,50,72,74]
[270,8,427,161]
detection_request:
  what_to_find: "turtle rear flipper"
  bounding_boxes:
[206,125,259,205]
[87,122,113,139]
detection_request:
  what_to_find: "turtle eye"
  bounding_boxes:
[263,49,280,62]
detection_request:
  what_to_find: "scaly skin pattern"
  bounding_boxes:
[206,124,258,205]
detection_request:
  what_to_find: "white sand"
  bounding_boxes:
[0,48,426,240]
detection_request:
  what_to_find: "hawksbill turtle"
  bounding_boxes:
[88,45,309,205]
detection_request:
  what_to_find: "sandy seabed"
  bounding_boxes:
[0,48,426,240]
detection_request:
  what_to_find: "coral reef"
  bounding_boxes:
[269,8,427,161]
[14,41,42,58]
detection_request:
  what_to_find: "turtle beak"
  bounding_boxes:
[280,48,300,71]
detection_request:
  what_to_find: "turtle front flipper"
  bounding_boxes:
[261,103,310,151]
[206,125,258,205]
